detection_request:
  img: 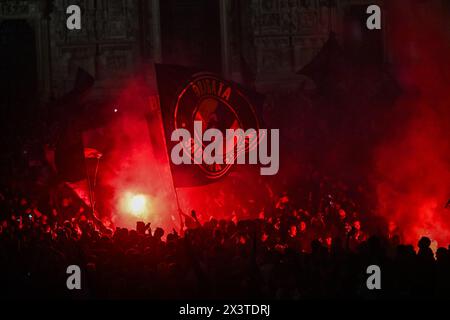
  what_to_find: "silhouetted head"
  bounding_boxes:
[289,225,297,237]
[310,239,322,253]
[136,221,146,234]
[154,227,164,239]
[436,247,448,262]
[299,221,307,232]
[418,236,431,250]
[338,208,346,220]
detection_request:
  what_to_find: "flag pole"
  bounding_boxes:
[165,157,184,234]
[145,98,184,233]
[173,185,184,230]
[84,155,95,215]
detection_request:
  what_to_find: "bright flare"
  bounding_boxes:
[128,194,147,216]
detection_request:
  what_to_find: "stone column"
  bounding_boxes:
[150,0,161,63]
[220,0,231,78]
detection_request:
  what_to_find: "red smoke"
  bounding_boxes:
[83,76,178,230]
[374,1,450,246]
[87,2,450,243]
[89,76,270,231]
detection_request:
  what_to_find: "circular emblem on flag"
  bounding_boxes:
[174,73,260,180]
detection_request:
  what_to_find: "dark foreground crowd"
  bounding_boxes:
[1,184,450,300]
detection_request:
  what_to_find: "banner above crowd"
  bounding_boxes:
[155,64,265,188]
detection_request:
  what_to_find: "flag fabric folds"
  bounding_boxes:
[155,63,264,188]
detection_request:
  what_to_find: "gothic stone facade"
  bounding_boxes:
[0,0,389,102]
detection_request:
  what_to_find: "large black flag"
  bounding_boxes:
[54,68,95,182]
[155,64,264,188]
[297,32,351,95]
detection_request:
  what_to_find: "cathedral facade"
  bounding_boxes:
[0,0,395,104]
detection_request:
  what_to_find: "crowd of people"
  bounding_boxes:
[1,173,450,300]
